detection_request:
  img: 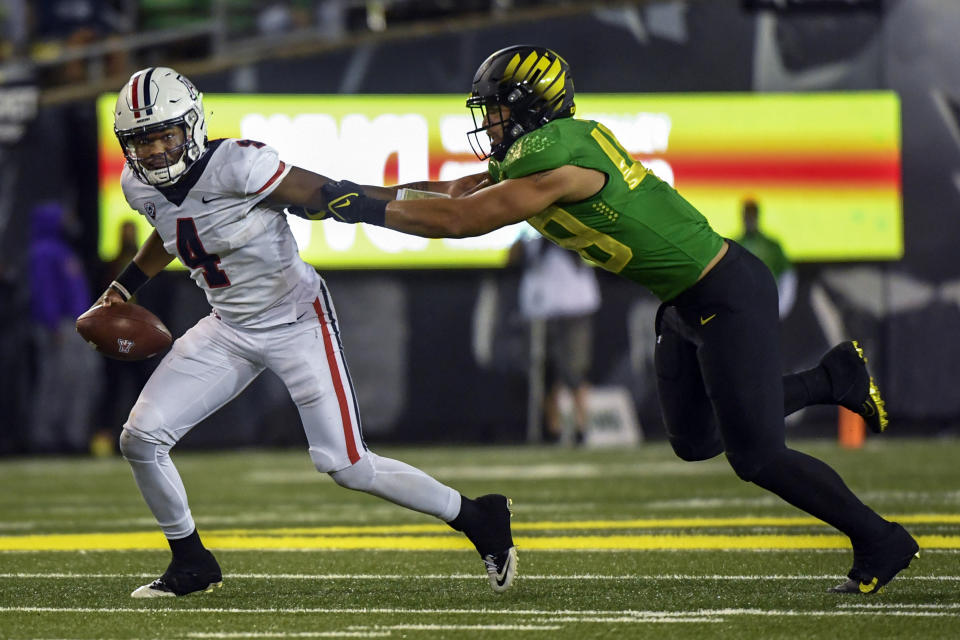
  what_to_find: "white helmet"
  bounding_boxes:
[114,67,207,186]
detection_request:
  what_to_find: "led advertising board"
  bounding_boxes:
[97,92,902,267]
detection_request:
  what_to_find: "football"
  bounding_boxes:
[76,302,173,361]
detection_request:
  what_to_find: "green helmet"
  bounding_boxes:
[467,45,575,160]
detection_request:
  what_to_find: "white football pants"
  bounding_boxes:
[120,290,460,539]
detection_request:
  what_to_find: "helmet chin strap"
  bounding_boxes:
[142,153,188,186]
[490,122,525,161]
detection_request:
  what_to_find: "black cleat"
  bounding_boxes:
[462,494,518,593]
[131,551,223,598]
[829,522,919,594]
[820,340,888,433]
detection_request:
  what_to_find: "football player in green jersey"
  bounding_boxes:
[318,45,917,594]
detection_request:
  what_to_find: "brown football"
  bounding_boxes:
[76,303,173,361]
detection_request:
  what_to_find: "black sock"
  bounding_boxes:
[447,495,480,532]
[751,449,890,547]
[783,366,833,415]
[168,529,208,564]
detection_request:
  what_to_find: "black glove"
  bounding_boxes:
[320,180,388,226]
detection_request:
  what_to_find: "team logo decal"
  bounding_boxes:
[117,338,135,354]
[176,74,199,100]
[144,202,156,219]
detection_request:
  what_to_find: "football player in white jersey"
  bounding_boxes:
[94,67,516,597]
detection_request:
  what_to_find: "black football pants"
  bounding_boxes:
[654,241,890,546]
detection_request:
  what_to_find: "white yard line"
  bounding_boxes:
[367,625,562,631]
[837,603,960,609]
[187,628,561,638]
[188,633,392,638]
[1,606,957,620]
[2,572,959,581]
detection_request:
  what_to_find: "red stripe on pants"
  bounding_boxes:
[313,298,360,464]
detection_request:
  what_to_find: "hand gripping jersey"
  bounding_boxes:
[121,139,322,328]
[488,118,724,301]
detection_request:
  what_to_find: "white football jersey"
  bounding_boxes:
[121,138,322,328]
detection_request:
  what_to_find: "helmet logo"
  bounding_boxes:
[502,51,568,115]
[504,51,548,84]
[176,75,199,100]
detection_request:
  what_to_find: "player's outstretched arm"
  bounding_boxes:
[264,167,392,219]
[385,173,560,237]
[395,172,490,198]
[320,165,603,238]
[264,168,491,219]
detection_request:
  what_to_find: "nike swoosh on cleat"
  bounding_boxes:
[488,547,518,593]
[494,558,512,585]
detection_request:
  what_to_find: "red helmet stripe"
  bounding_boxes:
[131,73,141,118]
[141,68,155,115]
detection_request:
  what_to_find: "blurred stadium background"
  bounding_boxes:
[2,0,960,455]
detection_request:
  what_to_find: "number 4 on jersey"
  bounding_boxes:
[176,218,230,288]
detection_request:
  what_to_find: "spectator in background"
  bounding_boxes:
[736,198,796,318]
[107,219,140,276]
[30,0,134,88]
[1,0,29,60]
[257,0,313,36]
[510,235,599,444]
[28,201,102,453]
[315,0,348,39]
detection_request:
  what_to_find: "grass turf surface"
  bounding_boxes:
[1,439,958,639]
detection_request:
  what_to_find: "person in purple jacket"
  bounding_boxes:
[28,201,102,453]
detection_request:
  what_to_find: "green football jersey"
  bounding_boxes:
[488,118,724,301]
[736,231,792,279]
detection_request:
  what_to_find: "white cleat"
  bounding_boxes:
[130,555,223,598]
[131,577,223,598]
[484,546,518,593]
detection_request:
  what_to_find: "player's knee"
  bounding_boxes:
[119,428,158,462]
[329,454,376,492]
[724,449,775,482]
[669,436,723,462]
[124,399,166,439]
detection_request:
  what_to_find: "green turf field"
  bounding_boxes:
[1,439,958,639]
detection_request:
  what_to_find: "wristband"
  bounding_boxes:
[110,261,150,301]
[351,197,387,227]
[396,188,451,201]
